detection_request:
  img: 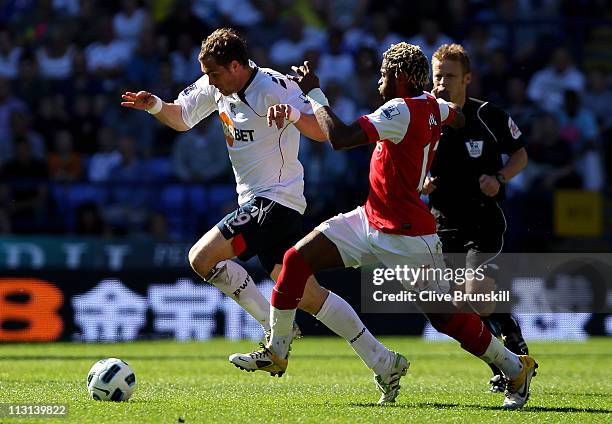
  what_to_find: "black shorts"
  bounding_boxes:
[216,197,304,274]
[432,202,506,272]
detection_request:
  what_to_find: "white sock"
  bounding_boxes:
[208,260,270,331]
[479,336,523,378]
[269,306,296,358]
[315,291,392,375]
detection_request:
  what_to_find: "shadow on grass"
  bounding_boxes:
[349,402,612,414]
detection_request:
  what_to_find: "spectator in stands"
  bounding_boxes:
[32,94,69,144]
[47,129,82,181]
[524,112,580,191]
[299,133,349,218]
[171,115,230,183]
[102,88,156,156]
[105,136,153,231]
[518,112,581,248]
[527,46,585,112]
[556,89,603,191]
[169,33,201,85]
[481,48,512,105]
[0,137,49,233]
[13,57,50,110]
[112,0,151,49]
[408,19,454,65]
[346,46,378,109]
[0,29,22,79]
[125,29,161,88]
[159,0,209,52]
[70,94,101,154]
[52,0,80,17]
[0,78,27,163]
[324,80,357,123]
[317,29,355,90]
[88,126,121,182]
[246,2,284,49]
[463,25,501,73]
[269,15,324,69]
[216,0,262,28]
[85,17,132,88]
[322,0,369,30]
[75,201,110,235]
[9,110,46,161]
[585,69,612,183]
[70,50,103,96]
[35,27,75,80]
[147,211,172,241]
[585,68,612,137]
[505,77,540,139]
[368,13,402,58]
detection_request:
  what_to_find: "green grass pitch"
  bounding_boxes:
[0,337,610,423]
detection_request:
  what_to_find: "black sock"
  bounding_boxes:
[489,313,529,355]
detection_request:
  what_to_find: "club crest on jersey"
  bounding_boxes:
[182,82,197,96]
[428,113,438,126]
[382,104,400,120]
[230,103,237,116]
[465,139,484,158]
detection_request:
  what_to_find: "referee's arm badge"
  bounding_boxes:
[465,139,484,158]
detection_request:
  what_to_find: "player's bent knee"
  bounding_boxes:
[188,243,220,278]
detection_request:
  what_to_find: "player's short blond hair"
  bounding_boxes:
[382,42,430,90]
[432,43,471,75]
[199,28,249,67]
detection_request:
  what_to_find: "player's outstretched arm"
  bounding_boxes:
[121,91,190,132]
[287,61,369,150]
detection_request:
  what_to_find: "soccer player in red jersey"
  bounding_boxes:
[231,43,537,409]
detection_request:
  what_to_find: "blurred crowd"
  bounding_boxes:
[0,0,610,249]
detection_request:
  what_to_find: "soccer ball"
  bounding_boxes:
[87,358,136,401]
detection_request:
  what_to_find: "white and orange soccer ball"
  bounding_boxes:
[87,358,136,401]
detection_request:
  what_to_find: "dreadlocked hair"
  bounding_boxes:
[382,42,430,91]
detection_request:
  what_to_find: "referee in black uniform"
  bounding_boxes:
[425,44,530,392]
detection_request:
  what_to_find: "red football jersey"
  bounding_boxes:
[357,93,455,236]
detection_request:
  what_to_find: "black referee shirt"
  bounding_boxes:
[429,97,525,219]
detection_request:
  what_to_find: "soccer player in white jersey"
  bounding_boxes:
[121,28,408,403]
[232,42,538,409]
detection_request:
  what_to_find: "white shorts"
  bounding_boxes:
[315,206,449,293]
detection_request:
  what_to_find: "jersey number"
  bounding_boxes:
[417,144,431,192]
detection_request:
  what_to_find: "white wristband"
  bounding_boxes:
[287,105,301,123]
[146,95,163,115]
[306,88,329,113]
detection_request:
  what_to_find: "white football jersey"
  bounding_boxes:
[174,64,313,214]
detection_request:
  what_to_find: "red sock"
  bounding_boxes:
[271,247,313,309]
[436,313,493,357]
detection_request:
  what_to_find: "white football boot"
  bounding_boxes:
[374,351,410,405]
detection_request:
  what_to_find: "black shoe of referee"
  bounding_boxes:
[483,313,530,393]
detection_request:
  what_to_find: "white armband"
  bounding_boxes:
[306,88,329,113]
[146,95,163,115]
